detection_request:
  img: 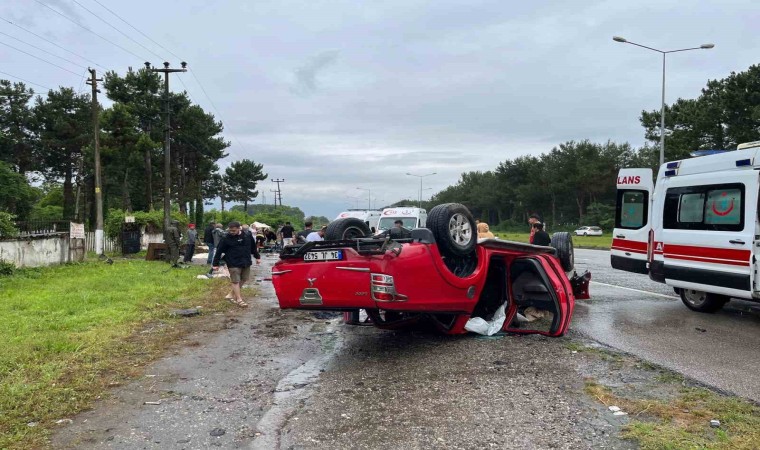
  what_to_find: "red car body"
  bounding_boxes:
[273,237,587,337]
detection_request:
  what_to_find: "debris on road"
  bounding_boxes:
[143,401,162,406]
[209,428,226,437]
[170,308,201,317]
[710,419,721,428]
[55,419,73,425]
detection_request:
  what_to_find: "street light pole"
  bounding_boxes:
[406,172,436,208]
[357,187,371,210]
[612,36,714,168]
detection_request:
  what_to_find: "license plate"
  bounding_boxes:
[304,250,343,261]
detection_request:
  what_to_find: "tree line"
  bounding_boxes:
[0,68,267,234]
[427,63,760,230]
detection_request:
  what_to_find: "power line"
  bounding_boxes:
[69,0,165,60]
[90,0,184,60]
[0,70,52,90]
[0,40,82,76]
[0,30,88,70]
[33,0,146,60]
[0,16,109,70]
[189,69,252,154]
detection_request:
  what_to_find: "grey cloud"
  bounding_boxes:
[291,50,339,96]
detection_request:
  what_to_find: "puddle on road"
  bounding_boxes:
[252,321,344,450]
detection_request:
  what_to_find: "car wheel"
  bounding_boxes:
[427,203,477,257]
[583,232,588,236]
[325,218,371,241]
[679,289,728,313]
[550,231,574,272]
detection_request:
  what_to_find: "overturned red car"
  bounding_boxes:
[272,204,590,337]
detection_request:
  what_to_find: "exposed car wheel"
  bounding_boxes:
[325,218,371,241]
[427,203,477,257]
[583,232,588,236]
[550,231,574,272]
[679,289,728,313]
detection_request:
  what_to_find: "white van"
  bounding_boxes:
[334,209,382,231]
[377,207,428,231]
[612,141,760,312]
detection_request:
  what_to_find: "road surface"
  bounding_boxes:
[572,248,760,402]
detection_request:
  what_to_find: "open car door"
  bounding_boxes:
[503,255,574,337]
[612,168,654,274]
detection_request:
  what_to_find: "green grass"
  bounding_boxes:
[585,381,760,449]
[0,259,231,449]
[494,232,612,249]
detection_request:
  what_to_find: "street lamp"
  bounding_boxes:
[406,172,436,208]
[613,36,714,167]
[357,187,371,210]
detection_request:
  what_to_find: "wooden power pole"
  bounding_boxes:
[86,68,104,254]
[147,61,187,234]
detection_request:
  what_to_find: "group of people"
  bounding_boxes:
[474,214,550,246]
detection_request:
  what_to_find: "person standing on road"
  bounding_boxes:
[166,220,181,267]
[204,222,215,265]
[296,221,314,243]
[183,223,198,263]
[306,225,327,242]
[281,221,295,246]
[532,222,551,246]
[213,221,261,307]
[528,213,543,244]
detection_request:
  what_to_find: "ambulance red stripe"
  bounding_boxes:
[663,254,749,267]
[664,244,750,262]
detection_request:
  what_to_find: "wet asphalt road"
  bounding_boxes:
[572,248,760,402]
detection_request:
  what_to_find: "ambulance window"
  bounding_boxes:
[616,190,647,229]
[704,188,741,226]
[678,193,705,223]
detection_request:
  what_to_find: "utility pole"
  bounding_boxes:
[147,61,187,234]
[269,189,278,207]
[86,68,104,255]
[271,178,285,208]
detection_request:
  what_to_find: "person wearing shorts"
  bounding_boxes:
[212,221,261,307]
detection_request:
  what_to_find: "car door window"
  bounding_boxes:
[617,190,648,229]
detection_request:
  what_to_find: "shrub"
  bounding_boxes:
[104,209,188,239]
[0,259,15,276]
[0,211,18,238]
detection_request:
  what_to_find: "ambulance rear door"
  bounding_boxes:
[612,168,654,274]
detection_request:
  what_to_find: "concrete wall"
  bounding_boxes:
[141,232,164,250]
[0,234,70,267]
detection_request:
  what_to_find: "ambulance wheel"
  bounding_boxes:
[550,232,574,272]
[427,203,477,257]
[325,218,371,241]
[679,289,728,313]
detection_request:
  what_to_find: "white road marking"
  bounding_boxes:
[591,281,678,299]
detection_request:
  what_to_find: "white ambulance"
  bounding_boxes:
[612,140,760,313]
[376,207,428,231]
[334,209,382,231]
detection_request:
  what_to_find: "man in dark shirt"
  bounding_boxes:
[532,222,551,246]
[281,221,295,246]
[213,221,261,307]
[296,221,314,243]
[203,222,215,264]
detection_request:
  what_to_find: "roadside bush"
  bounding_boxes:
[0,259,15,276]
[28,205,64,222]
[104,209,188,239]
[0,211,18,238]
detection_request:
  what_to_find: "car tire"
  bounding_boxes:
[325,218,371,241]
[427,203,477,257]
[583,232,588,236]
[679,289,728,313]
[550,231,574,272]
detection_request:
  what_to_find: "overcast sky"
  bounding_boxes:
[2,0,759,219]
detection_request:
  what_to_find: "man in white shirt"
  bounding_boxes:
[306,226,327,242]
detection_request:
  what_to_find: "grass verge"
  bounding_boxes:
[494,232,612,249]
[585,380,760,449]
[0,259,234,449]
